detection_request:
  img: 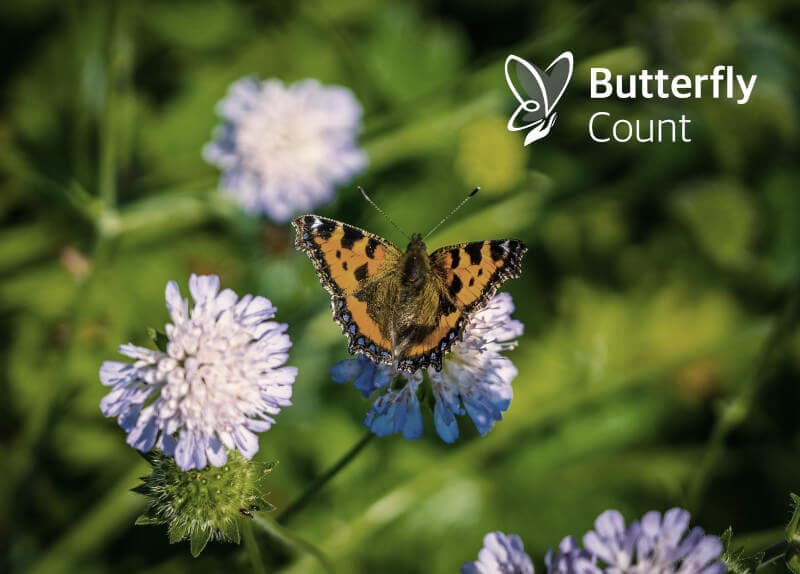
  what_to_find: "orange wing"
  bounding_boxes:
[292,215,399,296]
[292,215,399,364]
[431,239,527,313]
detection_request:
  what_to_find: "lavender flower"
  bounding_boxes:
[100,274,297,471]
[546,508,726,574]
[330,293,522,442]
[546,536,597,574]
[462,531,534,574]
[203,77,367,222]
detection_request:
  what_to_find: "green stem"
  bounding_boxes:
[756,540,789,570]
[277,431,375,526]
[253,513,335,573]
[241,519,268,574]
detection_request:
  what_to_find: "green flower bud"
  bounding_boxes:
[133,450,276,557]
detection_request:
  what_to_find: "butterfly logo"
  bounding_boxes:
[292,190,527,373]
[505,51,574,146]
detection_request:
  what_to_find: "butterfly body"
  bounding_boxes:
[293,215,526,372]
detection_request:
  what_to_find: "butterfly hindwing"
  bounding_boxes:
[397,303,465,372]
[432,239,527,314]
[292,215,400,363]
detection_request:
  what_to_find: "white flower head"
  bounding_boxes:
[204,77,368,222]
[100,274,297,471]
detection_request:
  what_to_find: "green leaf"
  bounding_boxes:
[190,529,212,558]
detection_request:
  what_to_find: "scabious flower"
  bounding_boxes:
[467,508,726,574]
[462,531,534,574]
[546,508,726,574]
[100,274,297,471]
[203,77,368,222]
[545,536,596,574]
[330,292,522,442]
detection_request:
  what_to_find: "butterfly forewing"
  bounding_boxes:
[292,215,400,363]
[431,239,527,313]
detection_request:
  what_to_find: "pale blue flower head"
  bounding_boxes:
[330,293,522,442]
[100,274,297,471]
[204,77,367,222]
[462,531,534,574]
[547,508,726,574]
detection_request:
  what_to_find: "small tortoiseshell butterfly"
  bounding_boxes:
[292,213,526,373]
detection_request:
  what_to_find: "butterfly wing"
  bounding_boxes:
[431,239,527,314]
[292,215,401,364]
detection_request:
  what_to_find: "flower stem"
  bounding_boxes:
[756,540,788,570]
[277,430,375,526]
[253,513,335,573]
[241,519,268,574]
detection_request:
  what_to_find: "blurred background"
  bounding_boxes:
[1,0,799,572]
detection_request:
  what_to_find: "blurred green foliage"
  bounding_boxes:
[1,0,799,573]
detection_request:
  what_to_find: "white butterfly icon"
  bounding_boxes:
[505,51,574,145]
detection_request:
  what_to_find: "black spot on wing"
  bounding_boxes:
[354,263,369,282]
[365,238,380,259]
[490,241,506,261]
[312,218,336,239]
[465,242,482,265]
[340,226,364,249]
[449,274,463,298]
[449,249,460,268]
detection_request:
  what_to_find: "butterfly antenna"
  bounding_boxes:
[423,187,480,240]
[359,186,411,240]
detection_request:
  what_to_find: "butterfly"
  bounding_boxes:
[505,51,573,145]
[292,214,527,372]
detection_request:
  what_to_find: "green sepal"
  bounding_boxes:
[130,483,150,495]
[148,327,169,352]
[134,514,162,526]
[190,530,212,557]
[220,521,241,545]
[720,527,763,574]
[169,523,190,545]
[259,499,276,513]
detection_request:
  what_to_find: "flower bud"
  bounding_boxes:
[133,450,275,557]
